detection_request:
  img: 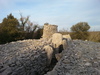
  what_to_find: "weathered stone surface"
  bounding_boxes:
[52,33,63,53]
[46,40,100,75]
[43,45,54,65]
[0,39,52,75]
[45,70,57,75]
[52,33,63,48]
[42,24,58,39]
[0,31,70,75]
[63,34,72,46]
[63,34,72,41]
[55,53,62,61]
[62,39,67,50]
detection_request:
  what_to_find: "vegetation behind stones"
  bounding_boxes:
[0,13,100,44]
[0,13,43,44]
[70,22,90,40]
[59,22,100,42]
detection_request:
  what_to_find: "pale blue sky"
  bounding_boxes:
[0,0,100,31]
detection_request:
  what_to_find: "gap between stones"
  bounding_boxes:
[43,45,64,75]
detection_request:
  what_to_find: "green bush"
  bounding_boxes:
[70,31,89,40]
[70,22,90,40]
[0,14,22,44]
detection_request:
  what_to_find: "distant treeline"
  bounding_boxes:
[0,13,100,44]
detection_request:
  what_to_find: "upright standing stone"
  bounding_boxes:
[52,33,63,53]
[43,45,53,65]
[42,24,58,39]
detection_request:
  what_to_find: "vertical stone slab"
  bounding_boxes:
[51,33,63,54]
[42,25,58,39]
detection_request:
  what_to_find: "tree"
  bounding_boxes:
[70,22,90,40]
[71,22,90,32]
[0,13,22,44]
[19,13,41,39]
[0,13,43,44]
[19,13,30,31]
[33,26,43,39]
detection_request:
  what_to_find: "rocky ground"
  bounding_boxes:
[0,39,52,75]
[0,39,100,75]
[46,40,100,75]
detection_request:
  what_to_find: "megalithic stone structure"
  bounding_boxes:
[42,24,58,39]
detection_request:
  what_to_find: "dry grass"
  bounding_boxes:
[59,31,100,42]
[88,31,100,42]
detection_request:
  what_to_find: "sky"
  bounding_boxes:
[0,0,100,31]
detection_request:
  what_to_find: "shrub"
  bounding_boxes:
[70,22,90,40]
